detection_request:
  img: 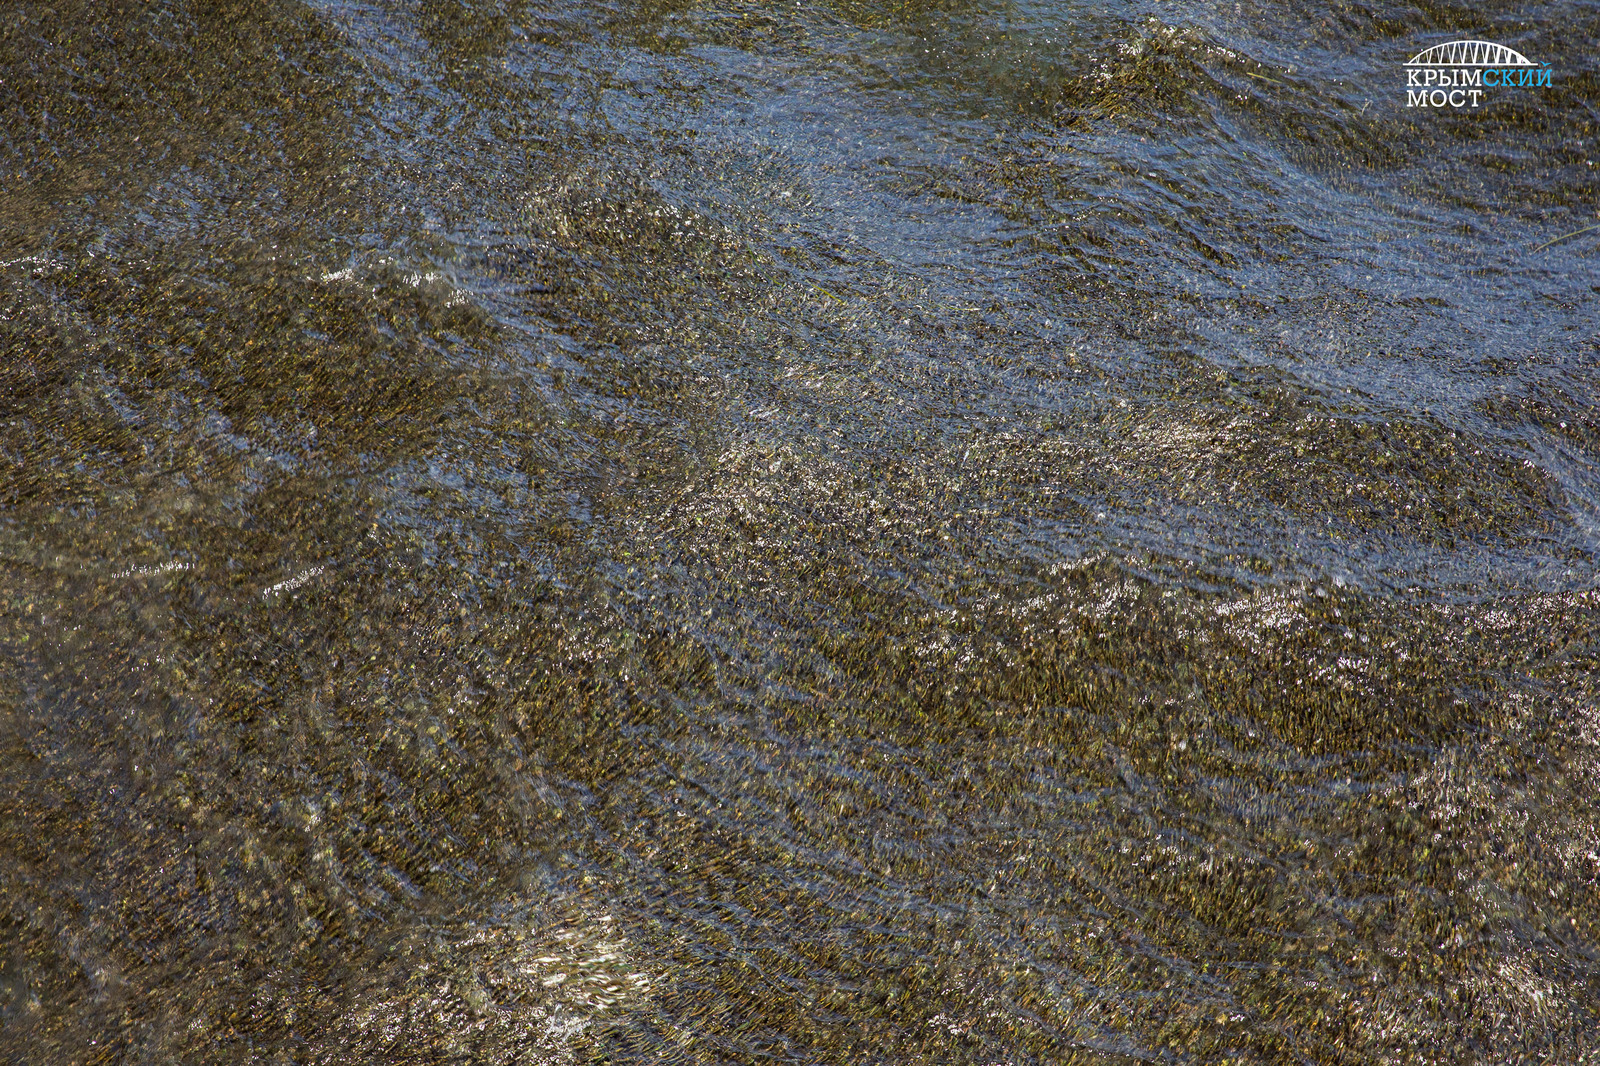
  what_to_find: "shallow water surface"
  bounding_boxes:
[2,0,1598,1062]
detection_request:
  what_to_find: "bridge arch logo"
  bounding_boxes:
[1405,39,1552,109]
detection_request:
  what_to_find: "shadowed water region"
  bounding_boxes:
[2,0,1598,1061]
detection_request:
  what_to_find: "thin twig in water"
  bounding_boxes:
[1244,71,1286,87]
[1533,221,1600,254]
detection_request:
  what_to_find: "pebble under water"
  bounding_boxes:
[2,1,1598,1062]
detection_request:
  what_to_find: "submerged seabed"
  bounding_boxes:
[2,1,1598,1062]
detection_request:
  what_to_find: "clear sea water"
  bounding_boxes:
[2,1,1597,1061]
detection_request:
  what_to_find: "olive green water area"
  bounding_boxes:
[2,0,1598,1061]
